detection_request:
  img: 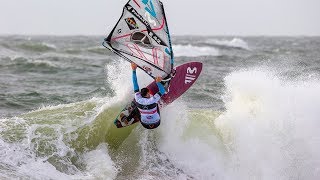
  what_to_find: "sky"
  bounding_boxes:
[0,0,319,36]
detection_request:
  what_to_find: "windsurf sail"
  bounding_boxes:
[103,0,174,80]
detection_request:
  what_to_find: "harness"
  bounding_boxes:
[136,101,158,115]
[136,102,157,111]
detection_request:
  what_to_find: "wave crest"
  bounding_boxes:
[173,44,219,57]
[18,42,56,52]
[206,38,250,50]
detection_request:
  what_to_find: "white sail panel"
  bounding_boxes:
[104,0,173,79]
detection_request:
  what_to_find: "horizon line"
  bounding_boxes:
[1,33,320,37]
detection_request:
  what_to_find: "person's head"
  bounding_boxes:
[141,88,150,98]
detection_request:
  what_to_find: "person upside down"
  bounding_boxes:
[131,62,166,129]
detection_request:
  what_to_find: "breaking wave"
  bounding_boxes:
[215,69,320,179]
[173,44,220,57]
[206,38,250,50]
[17,42,57,52]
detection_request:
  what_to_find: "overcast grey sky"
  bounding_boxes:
[0,0,319,36]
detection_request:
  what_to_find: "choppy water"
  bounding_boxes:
[1,35,320,179]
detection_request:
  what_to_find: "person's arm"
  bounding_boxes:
[156,83,165,96]
[131,63,139,93]
[155,76,165,96]
[148,77,165,103]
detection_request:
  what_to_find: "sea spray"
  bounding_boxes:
[127,102,227,179]
[215,69,320,179]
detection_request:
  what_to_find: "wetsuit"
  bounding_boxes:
[132,70,165,129]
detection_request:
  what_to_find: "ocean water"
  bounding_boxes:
[0,35,320,179]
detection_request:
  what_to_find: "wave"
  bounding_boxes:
[127,68,320,179]
[63,46,109,55]
[87,46,108,55]
[0,99,224,179]
[0,60,220,179]
[0,60,137,179]
[17,42,56,52]
[2,56,59,71]
[2,61,319,179]
[63,48,82,54]
[0,98,120,179]
[0,46,22,58]
[0,59,224,179]
[173,44,220,57]
[214,69,320,179]
[205,38,250,50]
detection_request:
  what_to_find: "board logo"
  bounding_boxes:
[185,67,197,84]
[125,17,139,30]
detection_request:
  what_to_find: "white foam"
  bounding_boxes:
[83,144,118,179]
[0,138,72,180]
[30,59,58,67]
[0,98,118,179]
[41,42,57,50]
[139,69,320,179]
[206,38,250,50]
[105,58,154,100]
[138,102,227,179]
[173,44,219,57]
[215,69,320,179]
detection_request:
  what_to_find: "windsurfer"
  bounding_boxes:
[131,62,165,129]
